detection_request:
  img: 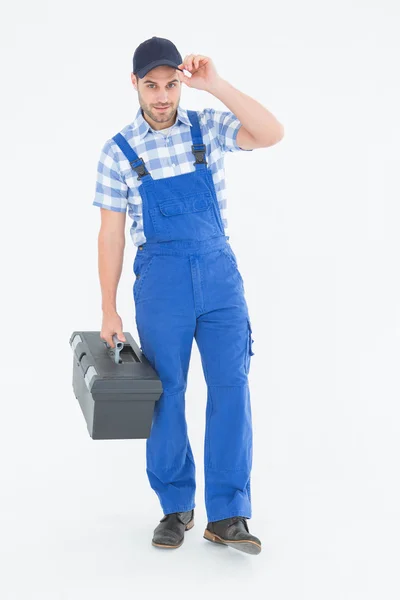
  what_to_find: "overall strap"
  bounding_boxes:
[187,110,207,169]
[112,133,151,181]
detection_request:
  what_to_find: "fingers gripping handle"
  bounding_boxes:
[103,334,124,364]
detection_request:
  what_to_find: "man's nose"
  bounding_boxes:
[156,93,169,103]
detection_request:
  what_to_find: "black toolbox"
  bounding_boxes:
[69,331,162,440]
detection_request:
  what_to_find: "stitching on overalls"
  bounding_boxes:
[222,247,244,286]
[134,255,156,303]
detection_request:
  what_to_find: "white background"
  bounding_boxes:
[1,1,400,598]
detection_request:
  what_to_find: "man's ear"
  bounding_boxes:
[131,72,138,90]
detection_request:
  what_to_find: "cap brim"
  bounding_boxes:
[136,59,184,79]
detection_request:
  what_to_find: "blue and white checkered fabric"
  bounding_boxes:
[93,105,252,247]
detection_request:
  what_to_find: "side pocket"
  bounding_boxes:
[223,247,244,287]
[224,245,238,268]
[133,254,156,303]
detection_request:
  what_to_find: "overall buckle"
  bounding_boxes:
[129,158,149,180]
[191,144,207,165]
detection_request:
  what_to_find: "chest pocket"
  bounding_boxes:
[149,191,220,242]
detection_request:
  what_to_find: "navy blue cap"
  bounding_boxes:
[132,37,184,79]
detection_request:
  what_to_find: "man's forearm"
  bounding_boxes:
[98,233,125,313]
[208,77,284,145]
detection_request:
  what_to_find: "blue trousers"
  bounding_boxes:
[133,234,255,523]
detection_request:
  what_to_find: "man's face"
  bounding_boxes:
[131,65,181,129]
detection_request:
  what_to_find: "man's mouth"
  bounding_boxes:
[154,106,170,111]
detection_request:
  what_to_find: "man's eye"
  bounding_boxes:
[147,83,176,89]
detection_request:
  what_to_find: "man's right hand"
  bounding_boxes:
[100,311,127,348]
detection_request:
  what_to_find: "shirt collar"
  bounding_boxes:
[133,105,192,140]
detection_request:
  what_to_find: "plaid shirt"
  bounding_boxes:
[92,105,252,247]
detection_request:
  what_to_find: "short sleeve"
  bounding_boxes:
[92,140,128,212]
[204,108,253,153]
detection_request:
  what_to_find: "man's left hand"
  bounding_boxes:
[177,55,221,92]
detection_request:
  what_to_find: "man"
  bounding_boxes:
[93,36,284,555]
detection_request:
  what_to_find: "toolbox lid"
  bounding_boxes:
[69,331,163,397]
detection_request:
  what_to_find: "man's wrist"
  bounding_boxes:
[207,76,227,97]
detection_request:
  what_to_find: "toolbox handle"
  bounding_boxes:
[103,334,124,364]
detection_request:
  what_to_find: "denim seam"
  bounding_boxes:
[205,384,250,388]
[205,465,252,473]
[222,248,244,285]
[134,255,156,303]
[148,458,189,471]
[137,239,229,258]
[204,365,213,470]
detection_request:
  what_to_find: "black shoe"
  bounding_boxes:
[204,516,262,555]
[152,509,195,549]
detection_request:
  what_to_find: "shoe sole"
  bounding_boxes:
[203,528,261,555]
[152,518,195,549]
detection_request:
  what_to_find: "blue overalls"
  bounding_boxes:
[112,110,255,523]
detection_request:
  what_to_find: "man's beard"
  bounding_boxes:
[139,96,178,123]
